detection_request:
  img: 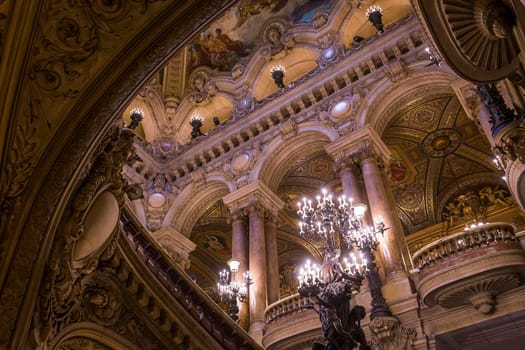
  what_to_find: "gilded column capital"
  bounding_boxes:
[223,180,284,218]
[227,208,248,224]
[332,155,360,175]
[325,125,392,168]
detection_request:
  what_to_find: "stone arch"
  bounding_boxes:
[168,180,231,236]
[49,323,140,350]
[361,69,460,133]
[252,127,334,192]
[3,2,235,347]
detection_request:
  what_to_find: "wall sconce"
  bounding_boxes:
[424,47,442,67]
[270,65,286,89]
[189,114,204,139]
[366,5,384,33]
[127,108,144,130]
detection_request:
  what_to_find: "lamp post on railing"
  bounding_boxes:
[218,258,252,321]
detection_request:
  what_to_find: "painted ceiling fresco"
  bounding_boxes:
[383,94,506,234]
[190,0,334,71]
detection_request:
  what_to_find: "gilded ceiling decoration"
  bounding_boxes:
[384,95,504,233]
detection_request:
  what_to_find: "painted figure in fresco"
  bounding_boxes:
[192,30,245,71]
[215,28,249,56]
[237,0,288,27]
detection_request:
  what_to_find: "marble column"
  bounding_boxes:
[223,181,284,344]
[229,209,249,330]
[326,126,409,281]
[336,159,373,226]
[248,205,267,341]
[359,151,406,279]
[265,212,280,305]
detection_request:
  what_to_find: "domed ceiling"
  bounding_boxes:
[383,94,504,234]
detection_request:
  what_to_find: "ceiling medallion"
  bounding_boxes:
[421,128,462,158]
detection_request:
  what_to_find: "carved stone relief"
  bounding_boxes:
[0,1,238,347]
[261,20,294,59]
[369,316,417,350]
[56,337,113,350]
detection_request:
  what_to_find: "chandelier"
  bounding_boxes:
[366,5,384,33]
[297,188,385,251]
[296,188,391,349]
[217,259,252,321]
[127,107,144,130]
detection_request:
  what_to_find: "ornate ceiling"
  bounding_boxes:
[120,0,512,294]
[383,94,503,233]
[125,0,412,148]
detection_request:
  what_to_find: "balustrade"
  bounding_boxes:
[133,16,425,183]
[264,293,314,325]
[412,222,518,270]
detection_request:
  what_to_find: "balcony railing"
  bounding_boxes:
[263,294,322,350]
[120,211,262,350]
[265,293,314,324]
[412,222,518,271]
[412,222,525,311]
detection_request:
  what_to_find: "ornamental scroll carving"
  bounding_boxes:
[0,1,237,347]
[0,0,169,246]
[34,126,147,347]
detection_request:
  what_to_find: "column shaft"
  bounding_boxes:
[231,212,249,330]
[265,214,279,304]
[248,206,267,343]
[361,157,406,279]
[340,162,373,226]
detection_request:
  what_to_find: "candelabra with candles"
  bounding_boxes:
[217,259,252,321]
[127,108,144,130]
[270,65,286,89]
[297,189,391,350]
[189,114,204,139]
[366,5,384,33]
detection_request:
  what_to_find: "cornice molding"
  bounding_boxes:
[223,180,284,216]
[325,124,393,165]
